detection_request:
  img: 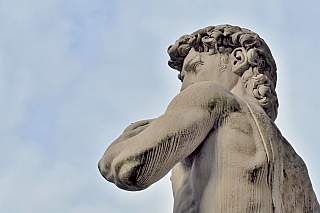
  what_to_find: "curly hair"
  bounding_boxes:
[167,24,278,121]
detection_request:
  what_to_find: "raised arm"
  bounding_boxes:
[98,81,240,191]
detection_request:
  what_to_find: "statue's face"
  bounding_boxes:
[180,48,239,92]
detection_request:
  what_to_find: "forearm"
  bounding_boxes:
[99,112,214,191]
[98,82,234,191]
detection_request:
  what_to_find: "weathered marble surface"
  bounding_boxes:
[98,25,319,212]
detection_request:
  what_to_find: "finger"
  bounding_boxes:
[120,125,149,141]
[123,119,152,132]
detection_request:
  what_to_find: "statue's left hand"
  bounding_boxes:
[119,119,154,142]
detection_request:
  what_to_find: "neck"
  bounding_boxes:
[230,78,262,109]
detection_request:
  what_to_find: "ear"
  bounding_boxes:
[230,47,248,75]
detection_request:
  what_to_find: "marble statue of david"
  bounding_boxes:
[98,25,319,212]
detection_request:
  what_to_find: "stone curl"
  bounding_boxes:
[167,24,278,121]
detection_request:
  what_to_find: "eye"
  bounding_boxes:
[192,61,204,73]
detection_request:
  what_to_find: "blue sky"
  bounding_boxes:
[0,0,319,212]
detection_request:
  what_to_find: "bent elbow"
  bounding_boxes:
[113,161,149,191]
[99,158,149,191]
[98,159,114,183]
[114,179,147,191]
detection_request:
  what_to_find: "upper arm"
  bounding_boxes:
[102,81,240,190]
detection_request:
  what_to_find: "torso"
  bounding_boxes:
[171,96,273,213]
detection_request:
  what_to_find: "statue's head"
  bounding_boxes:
[167,24,278,121]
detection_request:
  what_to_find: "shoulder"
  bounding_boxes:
[166,81,241,113]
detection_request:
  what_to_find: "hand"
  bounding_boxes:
[118,119,154,142]
[124,119,154,132]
